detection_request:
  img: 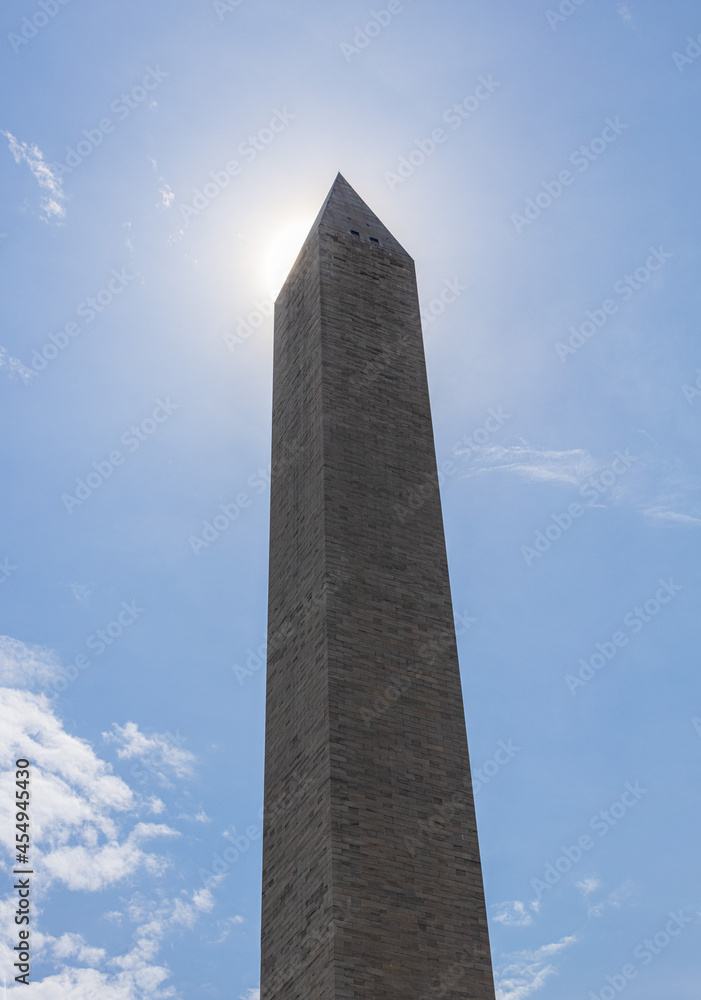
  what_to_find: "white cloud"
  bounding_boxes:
[576,876,601,897]
[116,886,218,957]
[0,692,132,825]
[461,439,701,528]
[192,888,216,912]
[0,636,216,997]
[460,443,595,487]
[69,581,93,604]
[0,684,183,891]
[2,130,66,222]
[148,158,174,210]
[211,914,245,945]
[241,990,260,1000]
[631,443,701,527]
[103,721,195,786]
[493,900,533,927]
[2,959,175,999]
[43,822,177,891]
[0,637,182,897]
[0,634,64,689]
[643,506,701,526]
[495,935,577,1000]
[168,886,216,929]
[0,863,179,999]
[158,182,174,210]
[584,880,636,918]
[51,932,106,967]
[618,4,633,23]
[0,345,35,383]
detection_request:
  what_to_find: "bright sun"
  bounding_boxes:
[263,216,316,300]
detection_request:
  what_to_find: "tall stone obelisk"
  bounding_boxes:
[261,174,496,999]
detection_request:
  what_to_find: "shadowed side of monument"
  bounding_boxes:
[260,174,496,999]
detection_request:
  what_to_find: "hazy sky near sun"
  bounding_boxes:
[1,1,700,998]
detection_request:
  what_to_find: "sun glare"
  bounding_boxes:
[263,216,316,299]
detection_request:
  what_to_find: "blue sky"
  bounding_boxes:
[1,1,700,997]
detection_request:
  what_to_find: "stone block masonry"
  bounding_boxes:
[260,174,496,999]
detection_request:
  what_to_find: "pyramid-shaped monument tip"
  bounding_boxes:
[277,175,412,303]
[309,173,410,257]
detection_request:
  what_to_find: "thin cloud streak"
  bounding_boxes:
[2,130,66,222]
[459,440,701,527]
[103,721,195,785]
[495,935,577,1000]
[459,443,595,487]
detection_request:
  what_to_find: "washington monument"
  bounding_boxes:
[260,174,496,999]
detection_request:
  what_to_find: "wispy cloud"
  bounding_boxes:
[459,442,595,487]
[635,450,701,527]
[2,130,66,222]
[158,181,174,210]
[0,345,35,383]
[643,505,701,527]
[578,879,636,918]
[575,876,601,897]
[495,935,577,1000]
[171,885,216,928]
[617,4,633,23]
[0,634,63,689]
[212,914,245,945]
[149,156,174,210]
[0,886,211,999]
[50,932,106,967]
[123,219,134,253]
[493,900,534,927]
[103,721,195,785]
[69,581,94,604]
[460,438,701,527]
